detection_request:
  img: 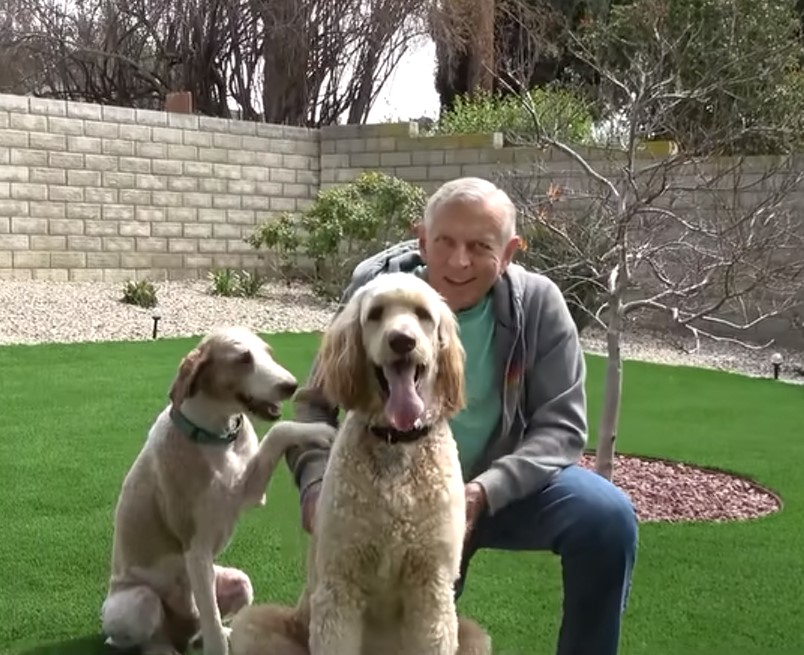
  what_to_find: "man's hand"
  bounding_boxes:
[464,482,488,543]
[301,480,322,534]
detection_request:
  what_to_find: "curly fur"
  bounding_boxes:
[230,273,491,655]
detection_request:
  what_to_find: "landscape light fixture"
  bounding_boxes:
[770,352,783,380]
[152,309,162,340]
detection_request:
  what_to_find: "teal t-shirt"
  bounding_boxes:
[413,267,501,479]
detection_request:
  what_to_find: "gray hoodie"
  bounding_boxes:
[287,240,588,516]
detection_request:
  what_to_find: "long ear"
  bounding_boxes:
[435,303,466,418]
[316,293,369,410]
[169,345,210,407]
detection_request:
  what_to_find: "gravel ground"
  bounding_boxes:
[581,324,804,385]
[0,279,338,345]
[0,278,796,524]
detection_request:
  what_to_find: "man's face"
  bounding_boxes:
[419,197,519,312]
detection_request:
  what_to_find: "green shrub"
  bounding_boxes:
[208,268,267,298]
[121,279,158,308]
[248,171,427,299]
[435,87,595,144]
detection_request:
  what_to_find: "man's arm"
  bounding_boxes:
[284,268,369,499]
[284,355,340,497]
[472,276,588,516]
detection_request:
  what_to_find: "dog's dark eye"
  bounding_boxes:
[235,350,253,365]
[367,305,383,321]
[414,306,433,322]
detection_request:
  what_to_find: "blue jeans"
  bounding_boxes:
[456,464,638,655]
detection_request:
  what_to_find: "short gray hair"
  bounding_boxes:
[423,177,517,240]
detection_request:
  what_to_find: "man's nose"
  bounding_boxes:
[448,245,470,268]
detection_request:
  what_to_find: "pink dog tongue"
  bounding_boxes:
[384,364,424,431]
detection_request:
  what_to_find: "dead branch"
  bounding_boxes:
[0,0,430,126]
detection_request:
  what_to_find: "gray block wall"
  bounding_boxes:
[0,94,319,281]
[1,93,802,311]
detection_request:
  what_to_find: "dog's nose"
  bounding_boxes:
[277,380,298,398]
[388,330,416,354]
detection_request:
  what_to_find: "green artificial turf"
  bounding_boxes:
[0,332,802,655]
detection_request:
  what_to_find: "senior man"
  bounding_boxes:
[286,176,638,655]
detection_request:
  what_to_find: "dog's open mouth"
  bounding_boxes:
[374,361,426,432]
[236,393,282,421]
[374,362,425,394]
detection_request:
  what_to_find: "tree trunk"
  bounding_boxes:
[347,44,379,124]
[595,296,623,481]
[433,0,495,110]
[468,0,495,94]
[261,0,309,126]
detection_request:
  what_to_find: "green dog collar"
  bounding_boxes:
[169,406,242,445]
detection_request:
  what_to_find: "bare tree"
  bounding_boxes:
[0,0,430,126]
[494,2,804,480]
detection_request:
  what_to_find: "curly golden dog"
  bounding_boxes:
[100,326,333,655]
[229,273,491,655]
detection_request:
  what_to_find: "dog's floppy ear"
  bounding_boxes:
[435,302,466,417]
[316,291,369,410]
[169,345,211,408]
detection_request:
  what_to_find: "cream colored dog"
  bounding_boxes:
[230,273,491,655]
[100,326,333,655]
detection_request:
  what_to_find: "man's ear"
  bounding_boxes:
[417,223,428,260]
[501,235,520,268]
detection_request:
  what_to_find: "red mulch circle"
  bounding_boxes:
[578,453,781,523]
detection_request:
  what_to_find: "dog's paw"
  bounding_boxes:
[190,627,231,655]
[264,420,336,453]
[311,431,336,449]
[308,424,337,448]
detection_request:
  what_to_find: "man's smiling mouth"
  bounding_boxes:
[445,277,475,286]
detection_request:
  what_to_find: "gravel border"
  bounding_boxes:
[579,324,804,385]
[578,453,782,522]
[0,279,338,346]
[2,278,802,384]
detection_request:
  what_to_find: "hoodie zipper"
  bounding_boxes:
[499,289,525,440]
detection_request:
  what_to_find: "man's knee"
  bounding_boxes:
[563,473,638,559]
